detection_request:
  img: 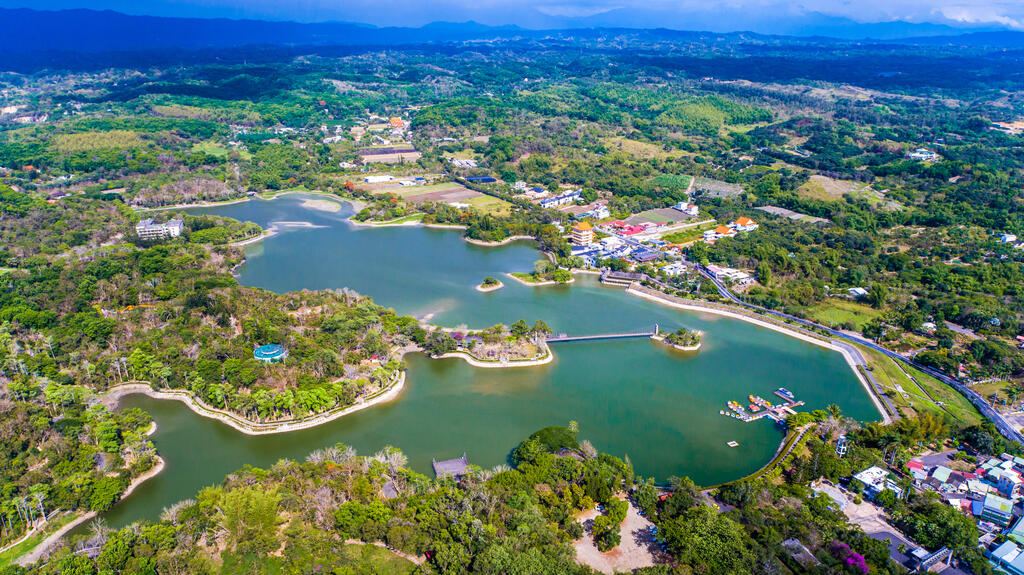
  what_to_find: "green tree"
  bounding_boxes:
[868,283,888,309]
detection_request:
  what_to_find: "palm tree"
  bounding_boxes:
[826,404,842,419]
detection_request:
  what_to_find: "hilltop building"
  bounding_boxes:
[908,148,940,161]
[135,218,184,240]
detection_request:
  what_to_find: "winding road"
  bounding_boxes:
[695,265,1023,442]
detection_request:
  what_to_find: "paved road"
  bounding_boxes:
[695,266,1024,443]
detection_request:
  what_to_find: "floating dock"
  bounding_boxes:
[721,388,805,424]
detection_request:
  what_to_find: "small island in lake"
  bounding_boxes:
[422,320,553,367]
[476,277,504,292]
[652,327,703,351]
[507,259,574,286]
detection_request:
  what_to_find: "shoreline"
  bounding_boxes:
[464,235,535,247]
[230,227,277,247]
[475,281,504,292]
[436,341,553,368]
[14,454,166,566]
[104,369,407,436]
[625,285,892,424]
[505,272,575,287]
[650,334,702,352]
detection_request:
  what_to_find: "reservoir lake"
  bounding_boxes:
[103,193,879,525]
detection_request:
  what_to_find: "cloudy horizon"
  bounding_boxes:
[0,0,1022,32]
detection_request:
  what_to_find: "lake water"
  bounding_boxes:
[102,193,879,525]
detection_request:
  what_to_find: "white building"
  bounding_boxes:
[848,287,869,299]
[662,262,690,276]
[1000,233,1018,244]
[365,175,394,184]
[908,148,940,162]
[673,202,699,216]
[580,205,610,220]
[706,265,753,284]
[539,189,582,209]
[135,219,184,240]
[853,466,904,499]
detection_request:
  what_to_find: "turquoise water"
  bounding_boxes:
[101,194,878,525]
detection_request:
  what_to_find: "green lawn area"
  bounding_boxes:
[800,300,883,330]
[465,195,511,216]
[193,141,252,161]
[338,543,417,573]
[369,213,425,225]
[260,187,309,199]
[662,221,718,244]
[859,346,980,425]
[219,543,416,575]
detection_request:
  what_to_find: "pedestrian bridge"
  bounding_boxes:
[546,325,658,343]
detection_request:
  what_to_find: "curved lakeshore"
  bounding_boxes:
[103,368,407,436]
[625,285,892,424]
[13,426,166,566]
[436,340,553,368]
[464,235,535,247]
[91,192,886,528]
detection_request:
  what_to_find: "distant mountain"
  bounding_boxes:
[0,8,517,54]
[0,7,1022,64]
[552,7,1003,40]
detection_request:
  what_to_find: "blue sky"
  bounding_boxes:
[1,0,1022,30]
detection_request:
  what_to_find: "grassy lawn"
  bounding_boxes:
[799,300,882,330]
[662,221,718,244]
[369,213,425,225]
[859,346,980,425]
[339,543,417,573]
[193,141,252,161]
[260,187,309,199]
[465,195,512,216]
[219,544,416,575]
